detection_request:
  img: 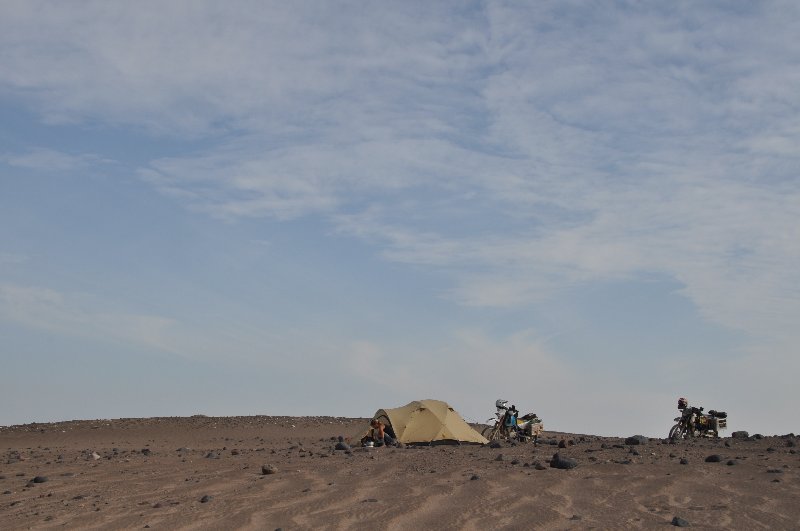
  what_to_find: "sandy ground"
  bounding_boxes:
[1,416,799,530]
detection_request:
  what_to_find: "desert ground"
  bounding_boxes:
[1,416,798,530]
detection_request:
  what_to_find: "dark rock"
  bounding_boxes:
[754,434,763,439]
[767,468,783,474]
[534,461,547,470]
[625,435,648,446]
[205,452,220,459]
[558,439,567,448]
[671,516,690,527]
[550,453,578,470]
[141,449,151,456]
[510,459,520,465]
[726,460,737,466]
[261,464,278,475]
[470,475,480,480]
[680,458,689,465]
[362,498,378,503]
[495,454,504,461]
[731,431,749,439]
[32,476,48,483]
[334,442,350,451]
[570,515,582,520]
[199,495,212,503]
[488,440,502,449]
[705,454,722,463]
[786,439,796,447]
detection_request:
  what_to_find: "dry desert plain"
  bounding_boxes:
[1,415,799,530]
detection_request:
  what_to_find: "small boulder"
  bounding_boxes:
[705,454,722,463]
[625,435,648,446]
[731,431,749,439]
[550,453,578,470]
[261,464,278,475]
[671,516,690,527]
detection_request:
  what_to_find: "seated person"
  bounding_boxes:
[366,419,397,447]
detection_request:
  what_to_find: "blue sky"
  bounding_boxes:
[1,1,798,436]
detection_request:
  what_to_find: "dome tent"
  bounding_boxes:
[362,399,488,445]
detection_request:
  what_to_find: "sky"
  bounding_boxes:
[1,1,798,437]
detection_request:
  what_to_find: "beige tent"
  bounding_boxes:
[363,399,488,445]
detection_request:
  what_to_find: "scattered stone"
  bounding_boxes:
[488,440,502,449]
[680,458,689,465]
[470,475,480,481]
[558,439,567,448]
[32,476,48,483]
[362,498,378,503]
[141,449,151,456]
[705,454,722,463]
[767,468,783,474]
[726,460,737,466]
[786,439,796,448]
[550,453,578,470]
[91,452,101,460]
[199,495,212,503]
[534,461,547,470]
[731,431,749,439]
[754,434,763,440]
[205,452,220,459]
[570,515,582,520]
[334,442,350,451]
[625,435,648,446]
[495,454,504,461]
[671,516,690,527]
[261,464,278,475]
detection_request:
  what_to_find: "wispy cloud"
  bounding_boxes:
[2,148,110,173]
[0,284,180,353]
[2,2,799,429]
